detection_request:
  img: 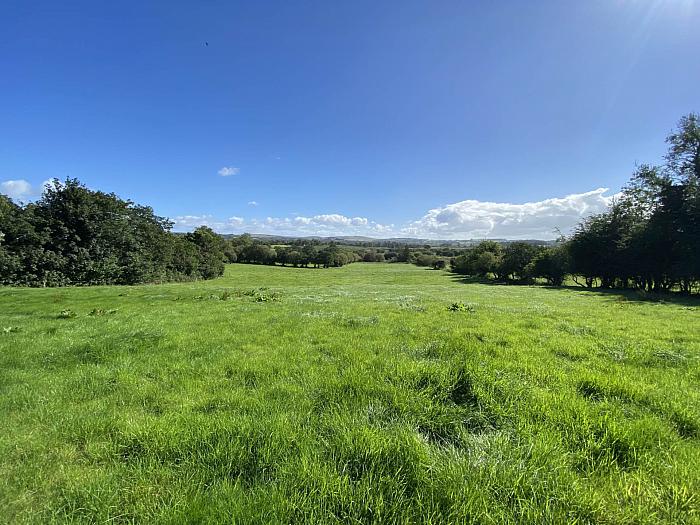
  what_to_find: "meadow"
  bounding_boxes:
[1,263,699,524]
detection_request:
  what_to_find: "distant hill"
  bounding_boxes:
[219,233,556,247]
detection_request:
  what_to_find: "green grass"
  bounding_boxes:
[1,263,699,524]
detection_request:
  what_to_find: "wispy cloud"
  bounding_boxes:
[248,201,258,206]
[170,215,219,229]
[218,166,240,177]
[0,179,54,202]
[171,188,618,239]
[260,214,393,236]
[0,179,34,201]
[171,213,393,237]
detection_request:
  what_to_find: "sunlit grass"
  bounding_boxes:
[1,263,698,523]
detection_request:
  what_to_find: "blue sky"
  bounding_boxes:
[1,1,698,239]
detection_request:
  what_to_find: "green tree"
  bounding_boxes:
[665,113,700,184]
[526,245,570,286]
[498,242,542,282]
[185,226,227,279]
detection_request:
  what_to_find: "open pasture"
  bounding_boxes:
[1,263,699,523]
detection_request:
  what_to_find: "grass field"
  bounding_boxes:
[1,263,699,524]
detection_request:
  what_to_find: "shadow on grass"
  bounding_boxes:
[447,274,507,286]
[446,272,700,306]
[545,284,700,307]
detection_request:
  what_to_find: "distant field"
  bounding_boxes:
[1,263,699,524]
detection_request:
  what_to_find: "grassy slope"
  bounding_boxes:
[0,263,699,524]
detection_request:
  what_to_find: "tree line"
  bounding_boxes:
[0,179,407,286]
[222,235,411,267]
[450,114,700,294]
[2,113,697,291]
[0,179,228,286]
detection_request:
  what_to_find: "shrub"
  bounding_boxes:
[447,302,475,313]
[0,179,227,286]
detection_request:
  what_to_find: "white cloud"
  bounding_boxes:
[248,201,258,206]
[1,179,34,201]
[41,179,57,193]
[171,212,393,237]
[402,188,615,240]
[218,166,240,177]
[257,214,392,236]
[1,179,55,201]
[171,215,248,232]
[171,188,617,239]
[171,215,219,229]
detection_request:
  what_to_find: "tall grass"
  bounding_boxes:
[0,263,698,523]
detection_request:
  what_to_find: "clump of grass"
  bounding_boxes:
[396,296,426,312]
[243,288,281,302]
[57,309,77,319]
[576,378,641,404]
[577,380,607,401]
[669,410,700,439]
[447,302,475,313]
[342,315,379,327]
[558,322,596,336]
[553,348,588,362]
[302,311,340,319]
[399,300,426,312]
[88,308,118,316]
[648,349,689,367]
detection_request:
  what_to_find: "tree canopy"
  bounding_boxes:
[450,113,700,295]
[0,179,227,286]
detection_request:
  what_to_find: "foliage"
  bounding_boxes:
[447,301,475,312]
[413,253,439,267]
[565,114,700,293]
[227,238,362,268]
[526,245,570,286]
[499,242,542,282]
[432,259,447,270]
[185,226,227,279]
[448,114,700,295]
[451,240,503,278]
[0,179,227,286]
